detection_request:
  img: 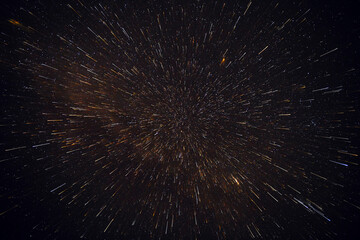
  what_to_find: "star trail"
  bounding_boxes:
[1,0,359,239]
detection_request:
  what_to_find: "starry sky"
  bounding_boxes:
[1,0,359,239]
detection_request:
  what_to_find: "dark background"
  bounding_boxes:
[1,0,359,239]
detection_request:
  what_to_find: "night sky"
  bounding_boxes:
[1,0,359,239]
